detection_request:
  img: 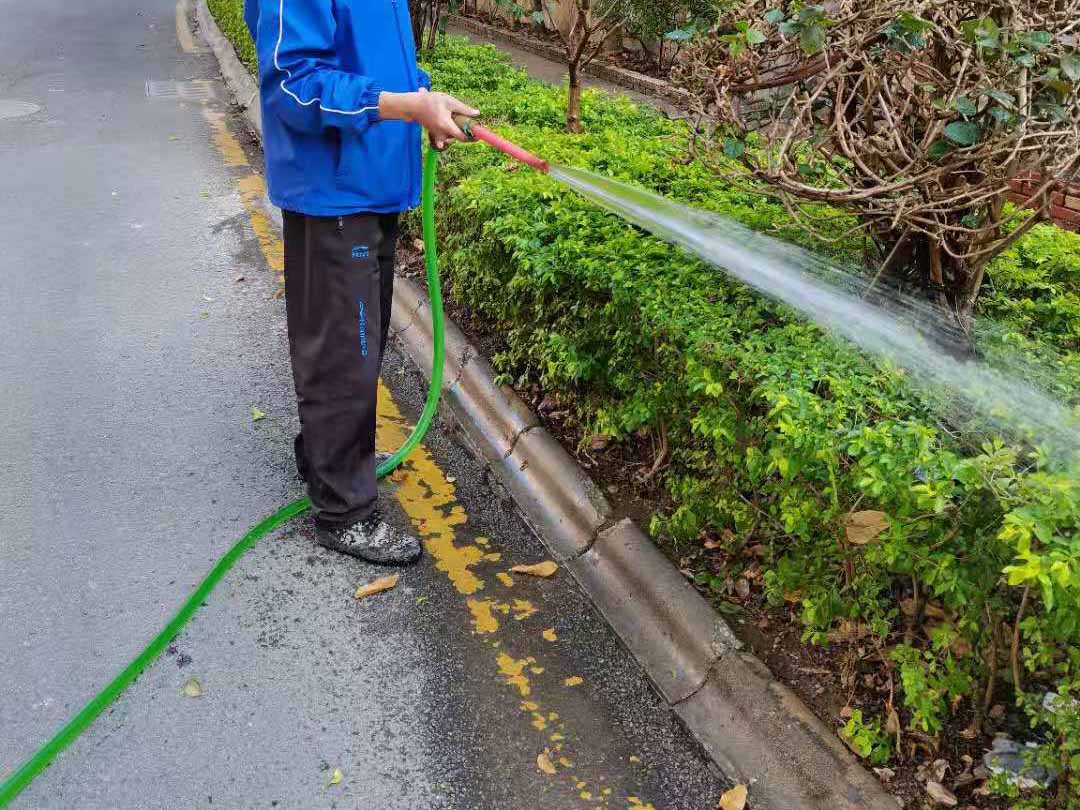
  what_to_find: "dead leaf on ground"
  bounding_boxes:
[511,561,558,578]
[273,288,286,299]
[844,510,889,545]
[182,678,203,698]
[926,781,958,806]
[327,767,343,787]
[589,434,609,451]
[718,784,748,810]
[354,574,400,600]
[536,751,557,775]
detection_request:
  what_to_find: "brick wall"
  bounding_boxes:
[1007,175,1080,232]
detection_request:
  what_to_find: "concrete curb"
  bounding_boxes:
[448,14,690,108]
[195,8,899,808]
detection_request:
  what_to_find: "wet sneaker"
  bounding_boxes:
[315,511,422,565]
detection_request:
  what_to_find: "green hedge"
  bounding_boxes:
[419,39,1080,802]
[209,7,1080,801]
[206,0,256,72]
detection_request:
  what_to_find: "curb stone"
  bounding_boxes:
[195,8,900,808]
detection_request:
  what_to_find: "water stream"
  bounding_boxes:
[548,165,1079,466]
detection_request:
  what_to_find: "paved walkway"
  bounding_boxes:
[0,2,722,808]
[445,21,683,117]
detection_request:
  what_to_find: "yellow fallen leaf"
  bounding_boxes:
[719,784,748,810]
[327,767,343,787]
[354,574,400,599]
[542,628,557,642]
[251,406,266,422]
[564,676,584,687]
[182,678,203,698]
[496,572,514,588]
[844,510,889,546]
[510,560,558,578]
[536,751,557,775]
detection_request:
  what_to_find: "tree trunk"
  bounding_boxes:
[424,0,443,53]
[566,64,583,132]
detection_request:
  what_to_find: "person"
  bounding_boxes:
[243,0,478,565]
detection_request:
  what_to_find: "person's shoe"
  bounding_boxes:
[315,511,422,565]
[375,451,392,468]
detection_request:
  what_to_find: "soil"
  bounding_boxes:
[394,240,1016,810]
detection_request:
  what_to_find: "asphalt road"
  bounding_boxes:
[0,2,726,808]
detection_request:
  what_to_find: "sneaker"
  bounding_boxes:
[375,451,393,468]
[315,511,422,565]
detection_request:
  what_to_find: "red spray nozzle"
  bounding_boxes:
[453,115,550,174]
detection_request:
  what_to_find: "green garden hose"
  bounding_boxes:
[0,148,446,808]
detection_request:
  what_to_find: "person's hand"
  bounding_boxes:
[379,89,479,150]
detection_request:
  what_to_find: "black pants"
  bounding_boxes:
[282,210,399,528]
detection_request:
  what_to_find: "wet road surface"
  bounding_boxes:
[0,2,726,807]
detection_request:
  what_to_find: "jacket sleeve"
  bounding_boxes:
[259,0,383,135]
[417,67,431,91]
[243,0,258,42]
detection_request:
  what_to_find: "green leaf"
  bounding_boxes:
[943,120,981,146]
[723,137,746,159]
[953,96,977,117]
[764,8,784,25]
[981,88,1015,108]
[1062,53,1080,82]
[665,27,695,41]
[746,28,766,46]
[989,107,1015,124]
[531,10,545,24]
[251,406,267,422]
[927,139,951,160]
[799,24,825,55]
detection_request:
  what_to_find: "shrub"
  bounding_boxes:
[207,0,256,72]
[419,37,1080,804]
[673,1,1080,332]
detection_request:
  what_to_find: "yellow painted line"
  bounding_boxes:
[202,100,654,809]
[175,0,197,53]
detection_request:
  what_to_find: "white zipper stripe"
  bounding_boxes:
[274,0,378,116]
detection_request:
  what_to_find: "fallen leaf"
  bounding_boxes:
[873,767,895,783]
[926,781,958,807]
[446,475,456,483]
[844,510,889,545]
[182,678,203,698]
[251,406,266,422]
[415,595,428,605]
[536,751,557,775]
[542,628,557,642]
[589,434,609,451]
[719,784,748,810]
[564,676,583,687]
[327,767,343,787]
[511,561,558,578]
[885,708,901,736]
[233,275,245,283]
[354,574,400,600]
[273,288,286,299]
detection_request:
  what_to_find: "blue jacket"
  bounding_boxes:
[244,0,430,216]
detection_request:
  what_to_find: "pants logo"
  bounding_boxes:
[357,300,369,358]
[352,245,370,259]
